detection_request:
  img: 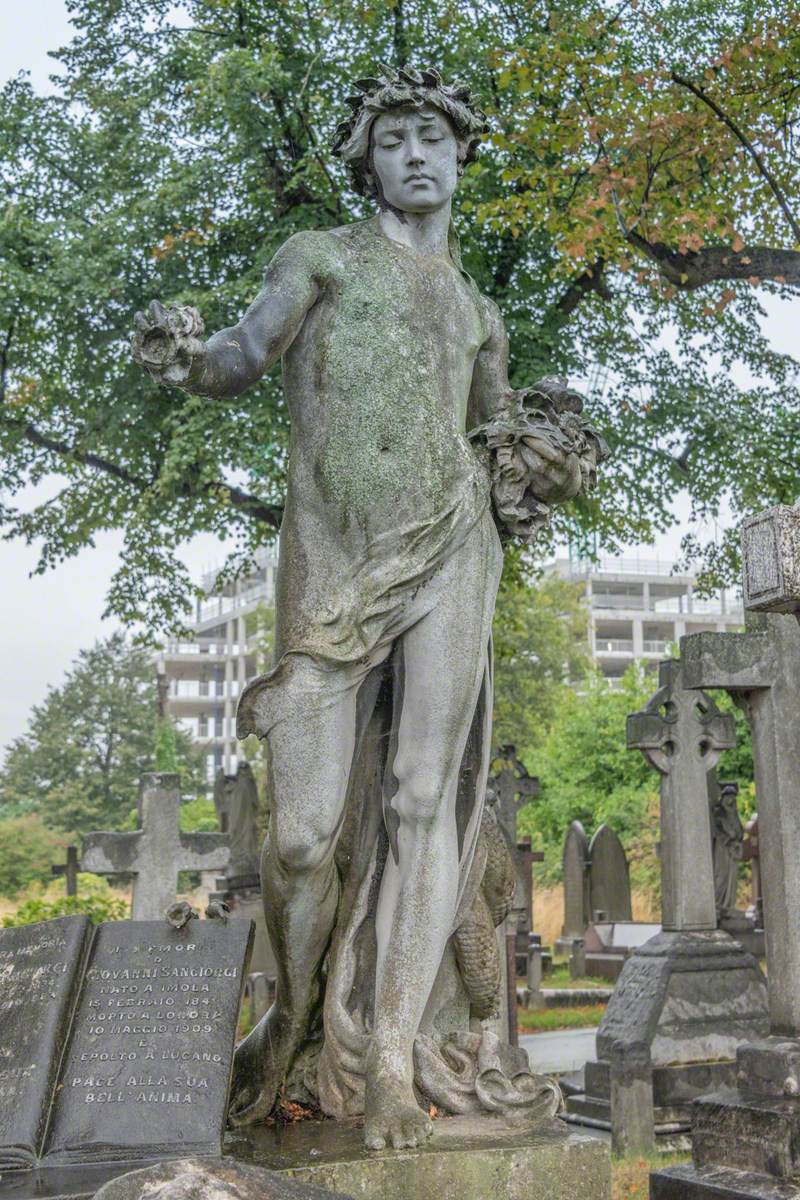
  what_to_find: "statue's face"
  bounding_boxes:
[370,104,460,213]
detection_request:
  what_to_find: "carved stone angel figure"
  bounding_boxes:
[132,64,606,1150]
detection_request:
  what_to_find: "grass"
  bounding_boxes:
[543,963,611,989]
[518,1003,606,1033]
[612,1154,690,1200]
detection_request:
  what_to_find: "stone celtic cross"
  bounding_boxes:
[627,659,736,932]
[683,503,800,1038]
[82,773,230,920]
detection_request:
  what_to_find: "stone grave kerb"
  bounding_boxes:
[81,773,230,920]
[626,658,735,932]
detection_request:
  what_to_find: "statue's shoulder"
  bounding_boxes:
[271,222,377,285]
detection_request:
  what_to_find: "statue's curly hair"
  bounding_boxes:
[332,63,488,198]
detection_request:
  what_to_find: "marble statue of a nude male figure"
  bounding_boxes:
[133,66,605,1151]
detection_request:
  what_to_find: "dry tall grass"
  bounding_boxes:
[534,884,660,950]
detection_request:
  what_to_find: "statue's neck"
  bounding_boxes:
[378,201,453,260]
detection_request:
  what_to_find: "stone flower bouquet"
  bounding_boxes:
[469,377,610,540]
[131,300,205,387]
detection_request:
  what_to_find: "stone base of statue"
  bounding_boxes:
[225,1113,610,1200]
[566,930,769,1147]
[651,1038,800,1200]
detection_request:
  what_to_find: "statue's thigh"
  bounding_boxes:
[396,529,501,785]
[266,664,361,844]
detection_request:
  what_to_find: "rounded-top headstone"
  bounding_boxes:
[562,820,590,937]
[588,824,633,923]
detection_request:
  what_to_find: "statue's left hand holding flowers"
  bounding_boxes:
[131,300,206,388]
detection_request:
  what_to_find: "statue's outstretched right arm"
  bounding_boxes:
[131,234,321,398]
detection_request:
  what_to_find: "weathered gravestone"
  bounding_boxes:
[82,774,230,920]
[557,822,636,964]
[0,914,252,1179]
[653,504,800,1200]
[567,659,768,1154]
[51,845,80,897]
[212,765,276,1014]
[556,820,591,956]
[588,824,632,924]
[213,763,260,888]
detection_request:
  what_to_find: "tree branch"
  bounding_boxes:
[553,259,611,316]
[671,71,800,244]
[0,413,283,530]
[624,233,800,289]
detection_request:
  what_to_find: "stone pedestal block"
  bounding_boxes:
[226,1115,610,1200]
[567,930,768,1137]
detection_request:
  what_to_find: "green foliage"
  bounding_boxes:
[521,663,657,878]
[0,633,202,833]
[179,795,219,832]
[3,875,129,926]
[0,815,72,897]
[0,1,797,630]
[154,718,181,773]
[493,568,590,755]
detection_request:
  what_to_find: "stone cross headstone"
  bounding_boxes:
[82,774,229,920]
[588,824,632,922]
[51,845,79,897]
[568,658,768,1151]
[492,746,540,850]
[652,504,800,1198]
[560,820,590,945]
[626,659,735,931]
[490,747,541,967]
[682,505,800,1037]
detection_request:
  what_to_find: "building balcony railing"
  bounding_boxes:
[642,639,669,654]
[595,639,635,654]
[592,594,646,610]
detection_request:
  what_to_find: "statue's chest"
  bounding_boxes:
[332,245,484,363]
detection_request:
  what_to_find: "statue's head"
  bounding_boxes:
[333,65,487,214]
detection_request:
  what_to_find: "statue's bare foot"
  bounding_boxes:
[227,1006,293,1127]
[363,1064,433,1151]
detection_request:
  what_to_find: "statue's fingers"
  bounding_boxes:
[133,310,150,332]
[148,298,167,322]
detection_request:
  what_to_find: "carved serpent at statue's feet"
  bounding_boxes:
[453,804,517,1021]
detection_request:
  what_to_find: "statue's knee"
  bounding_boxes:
[392,755,445,828]
[272,827,332,873]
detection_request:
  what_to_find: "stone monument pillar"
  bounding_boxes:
[653,504,800,1199]
[567,661,768,1151]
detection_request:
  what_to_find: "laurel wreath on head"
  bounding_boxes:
[332,64,489,197]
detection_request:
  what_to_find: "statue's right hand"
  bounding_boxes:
[131,299,206,387]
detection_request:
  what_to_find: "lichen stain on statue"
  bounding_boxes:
[131,62,607,1151]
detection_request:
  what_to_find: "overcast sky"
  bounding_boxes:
[0,3,795,757]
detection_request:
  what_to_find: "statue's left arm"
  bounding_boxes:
[466,297,512,430]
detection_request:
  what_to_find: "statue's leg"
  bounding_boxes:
[364,523,502,1150]
[229,660,363,1125]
